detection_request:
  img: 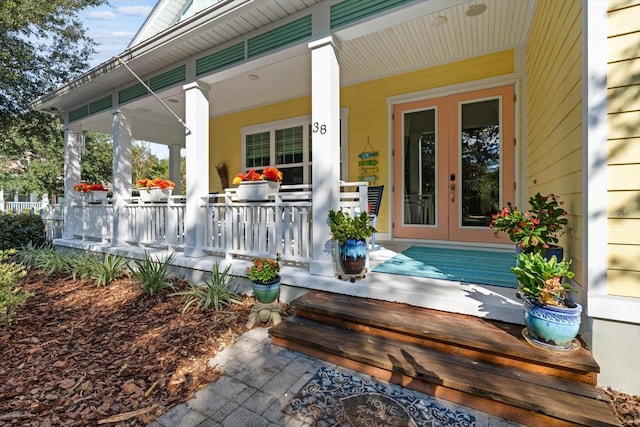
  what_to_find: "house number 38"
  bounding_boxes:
[312,122,327,134]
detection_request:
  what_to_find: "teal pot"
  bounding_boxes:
[523,296,582,349]
[252,277,280,303]
[338,239,367,275]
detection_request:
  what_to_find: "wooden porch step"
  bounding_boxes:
[269,291,620,427]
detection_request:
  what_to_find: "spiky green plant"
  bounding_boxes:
[68,251,101,281]
[25,246,73,275]
[171,262,242,314]
[130,252,175,296]
[93,253,129,287]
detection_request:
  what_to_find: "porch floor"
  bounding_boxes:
[269,290,620,427]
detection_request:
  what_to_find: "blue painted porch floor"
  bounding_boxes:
[372,245,517,288]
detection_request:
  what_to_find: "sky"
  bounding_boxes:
[79,0,158,68]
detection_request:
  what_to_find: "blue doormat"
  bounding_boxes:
[372,246,517,288]
[284,367,477,426]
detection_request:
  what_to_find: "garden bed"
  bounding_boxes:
[0,270,266,426]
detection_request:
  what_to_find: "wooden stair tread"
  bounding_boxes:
[292,290,599,374]
[270,316,619,427]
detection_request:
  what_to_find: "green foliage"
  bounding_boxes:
[130,252,175,296]
[0,213,47,250]
[93,253,129,287]
[67,251,100,281]
[328,210,376,245]
[0,249,32,326]
[172,262,242,314]
[29,246,73,275]
[511,252,576,306]
[0,0,108,198]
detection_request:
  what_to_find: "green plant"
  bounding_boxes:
[511,251,576,306]
[171,262,242,314]
[490,193,568,252]
[93,253,129,287]
[0,249,32,326]
[68,251,101,281]
[0,213,47,250]
[328,210,376,245]
[130,252,175,295]
[23,245,73,275]
[246,257,280,283]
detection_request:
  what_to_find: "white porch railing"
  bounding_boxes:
[3,201,43,213]
[66,182,369,263]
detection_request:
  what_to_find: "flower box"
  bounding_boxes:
[88,190,109,203]
[139,187,173,203]
[235,180,279,201]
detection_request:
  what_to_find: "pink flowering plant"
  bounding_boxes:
[246,256,280,283]
[489,193,568,252]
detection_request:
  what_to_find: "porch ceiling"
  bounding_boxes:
[46,0,535,136]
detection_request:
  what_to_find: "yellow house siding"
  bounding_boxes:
[208,97,311,192]
[607,0,640,297]
[210,50,515,233]
[526,0,583,282]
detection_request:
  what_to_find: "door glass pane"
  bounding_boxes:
[403,109,436,225]
[460,99,500,227]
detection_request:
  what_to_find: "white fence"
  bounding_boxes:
[59,182,369,263]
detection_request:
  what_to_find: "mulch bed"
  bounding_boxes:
[0,270,638,426]
[0,270,270,426]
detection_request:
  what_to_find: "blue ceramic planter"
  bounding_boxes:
[338,239,367,274]
[252,277,280,303]
[523,296,582,349]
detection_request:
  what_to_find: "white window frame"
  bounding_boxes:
[240,109,349,183]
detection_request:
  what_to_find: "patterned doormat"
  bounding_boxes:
[284,367,476,426]
[372,246,517,288]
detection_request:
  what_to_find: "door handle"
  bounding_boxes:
[449,183,456,202]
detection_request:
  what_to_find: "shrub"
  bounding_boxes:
[0,249,32,326]
[172,262,242,314]
[0,213,46,250]
[130,252,175,295]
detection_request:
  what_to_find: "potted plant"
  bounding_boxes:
[490,192,568,259]
[232,166,283,201]
[511,251,581,350]
[246,256,281,303]
[136,178,176,202]
[328,210,377,277]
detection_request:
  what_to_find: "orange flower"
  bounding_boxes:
[136,178,175,190]
[232,167,283,185]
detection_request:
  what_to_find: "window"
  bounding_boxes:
[241,111,349,185]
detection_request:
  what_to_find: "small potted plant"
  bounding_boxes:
[490,192,568,259]
[232,166,283,200]
[511,251,581,349]
[246,256,281,303]
[328,210,376,278]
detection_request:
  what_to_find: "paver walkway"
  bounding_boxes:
[150,327,522,426]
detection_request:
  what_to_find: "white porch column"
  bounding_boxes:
[62,125,82,239]
[169,144,182,194]
[183,81,210,257]
[309,36,341,276]
[111,110,132,247]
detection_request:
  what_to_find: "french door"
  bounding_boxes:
[392,85,515,244]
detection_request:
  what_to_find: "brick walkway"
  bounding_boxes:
[149,327,522,427]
